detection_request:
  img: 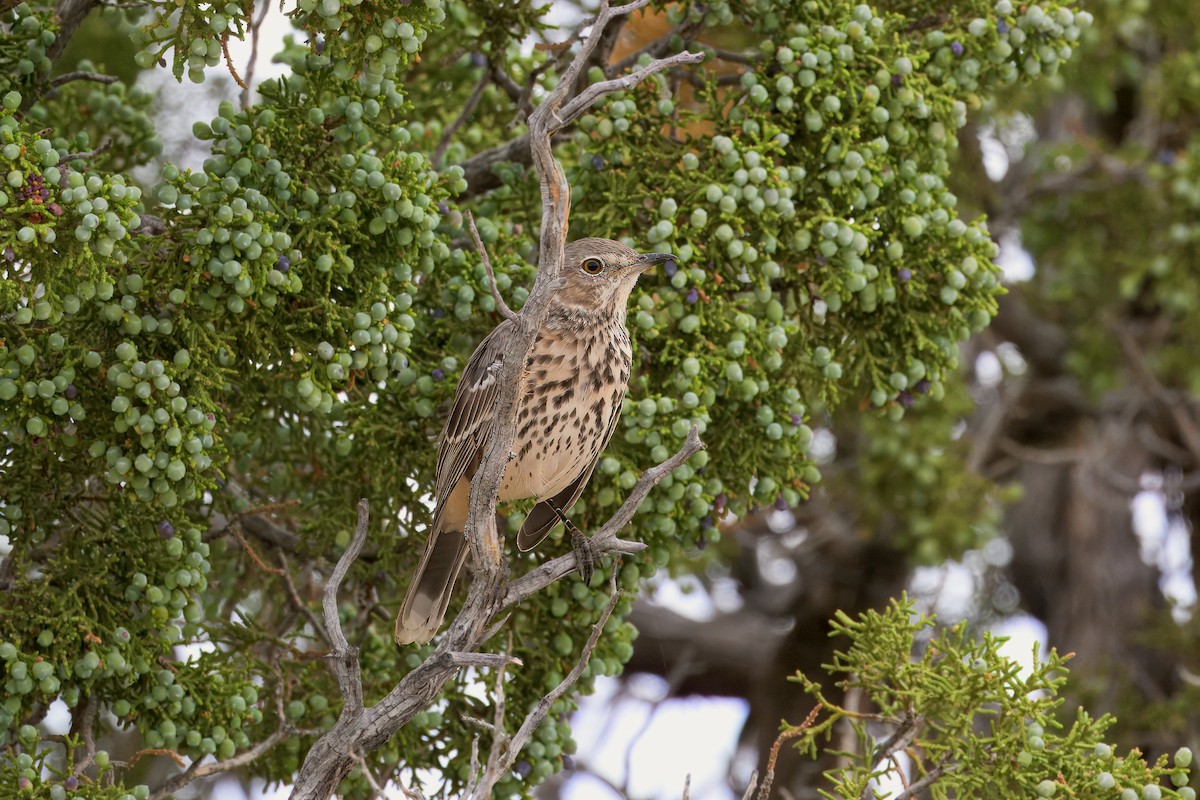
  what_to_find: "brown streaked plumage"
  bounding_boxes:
[394,239,675,645]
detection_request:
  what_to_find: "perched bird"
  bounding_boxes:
[394,239,675,645]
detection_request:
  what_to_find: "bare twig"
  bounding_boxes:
[707,47,756,65]
[435,71,490,165]
[556,49,706,130]
[352,750,386,798]
[869,711,923,772]
[470,634,516,796]
[56,137,113,168]
[466,210,515,320]
[511,60,552,127]
[130,748,187,769]
[148,726,292,800]
[241,0,272,108]
[1115,325,1200,467]
[456,131,571,196]
[446,651,523,669]
[462,735,483,799]
[231,524,284,575]
[49,71,120,89]
[488,61,523,104]
[213,510,300,551]
[492,570,623,781]
[221,35,249,91]
[758,705,822,800]
[891,760,951,800]
[48,0,101,60]
[324,499,371,716]
[130,214,169,236]
[742,771,759,800]
[278,552,330,645]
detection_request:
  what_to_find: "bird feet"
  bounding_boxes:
[570,529,598,585]
[548,500,597,584]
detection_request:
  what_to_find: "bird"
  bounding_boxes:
[394,238,675,645]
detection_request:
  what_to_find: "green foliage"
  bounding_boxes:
[0,0,1095,796]
[789,599,1194,800]
[1015,0,1200,395]
[835,379,1014,564]
[0,3,55,93]
[0,740,156,800]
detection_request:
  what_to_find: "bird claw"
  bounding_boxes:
[547,499,597,583]
[571,529,597,585]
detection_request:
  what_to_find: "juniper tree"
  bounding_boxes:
[3,1,1181,799]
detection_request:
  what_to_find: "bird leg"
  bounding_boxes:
[547,499,596,584]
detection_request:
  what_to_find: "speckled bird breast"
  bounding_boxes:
[498,315,631,502]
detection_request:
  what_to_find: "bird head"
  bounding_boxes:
[554,237,677,314]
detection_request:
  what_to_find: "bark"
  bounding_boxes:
[49,0,101,60]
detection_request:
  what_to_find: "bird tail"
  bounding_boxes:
[394,524,469,645]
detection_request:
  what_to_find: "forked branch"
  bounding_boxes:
[287,4,705,796]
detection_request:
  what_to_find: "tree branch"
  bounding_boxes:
[48,0,101,60]
[488,60,523,104]
[446,651,522,669]
[891,760,952,800]
[287,6,705,794]
[556,49,706,130]
[466,209,515,320]
[503,572,622,765]
[49,70,119,88]
[69,693,97,776]
[148,725,292,800]
[240,0,272,109]
[435,69,490,166]
[278,552,329,646]
[56,137,112,169]
[469,570,624,798]
[323,498,370,718]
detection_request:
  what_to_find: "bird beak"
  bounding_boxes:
[636,252,677,272]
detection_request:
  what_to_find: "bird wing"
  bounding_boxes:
[433,318,515,515]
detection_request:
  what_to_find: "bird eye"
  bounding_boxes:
[581,258,604,275]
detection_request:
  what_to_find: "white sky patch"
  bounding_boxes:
[569,676,748,800]
[991,614,1050,677]
[996,230,1035,282]
[809,429,837,464]
[978,125,1010,181]
[40,698,72,735]
[1133,478,1198,616]
[995,342,1028,376]
[647,575,715,621]
[974,350,1002,388]
[911,562,977,619]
